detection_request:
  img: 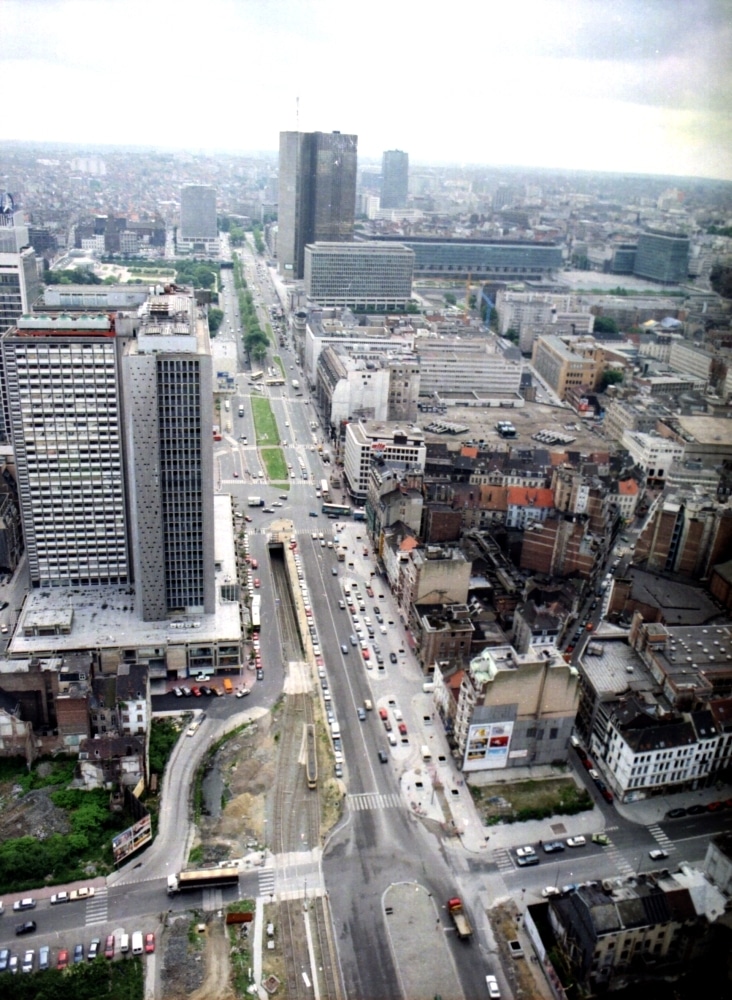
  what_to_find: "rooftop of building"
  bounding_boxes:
[7,494,240,658]
[673,414,732,446]
[351,419,425,444]
[578,638,659,698]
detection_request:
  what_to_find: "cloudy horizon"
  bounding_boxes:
[3,0,731,181]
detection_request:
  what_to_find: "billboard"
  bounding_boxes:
[112,814,152,865]
[463,720,514,772]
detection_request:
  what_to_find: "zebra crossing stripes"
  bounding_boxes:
[348,792,403,812]
[648,824,676,851]
[259,867,275,896]
[492,849,514,873]
[603,842,635,876]
[85,887,108,925]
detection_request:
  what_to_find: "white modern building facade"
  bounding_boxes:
[343,420,426,500]
[415,336,523,403]
[304,241,414,309]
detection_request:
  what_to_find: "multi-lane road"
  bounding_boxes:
[1,247,726,998]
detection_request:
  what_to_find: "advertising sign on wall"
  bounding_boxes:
[463,720,514,772]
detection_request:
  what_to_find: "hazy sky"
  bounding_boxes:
[3,0,731,180]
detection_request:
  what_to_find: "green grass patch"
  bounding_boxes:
[250,396,280,445]
[0,785,137,893]
[470,776,592,825]
[0,755,77,792]
[227,902,255,996]
[265,321,275,346]
[260,447,288,481]
[149,717,185,775]
[7,957,144,998]
[273,355,286,377]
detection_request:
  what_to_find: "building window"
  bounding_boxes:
[550,727,558,739]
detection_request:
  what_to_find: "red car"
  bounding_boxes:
[191,686,201,697]
[57,949,69,970]
[398,722,407,736]
[250,559,258,570]
[244,515,252,522]
[104,934,115,959]
[253,579,261,589]
[366,586,374,597]
[145,932,155,954]
[362,648,370,660]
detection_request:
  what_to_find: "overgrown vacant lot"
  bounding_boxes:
[470,776,592,824]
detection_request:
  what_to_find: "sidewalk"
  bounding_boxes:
[613,782,731,826]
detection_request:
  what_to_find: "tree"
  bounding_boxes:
[444,292,457,306]
[594,316,618,334]
[601,369,624,390]
[44,267,101,286]
[504,328,519,344]
[710,265,732,299]
[208,307,224,334]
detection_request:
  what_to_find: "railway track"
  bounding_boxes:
[279,897,341,1000]
[265,540,341,999]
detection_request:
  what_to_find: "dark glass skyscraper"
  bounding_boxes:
[278,131,358,279]
[381,150,409,209]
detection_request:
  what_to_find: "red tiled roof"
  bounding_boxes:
[618,479,639,495]
[506,487,554,508]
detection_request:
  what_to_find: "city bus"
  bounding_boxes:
[265,377,285,386]
[249,371,264,382]
[320,479,330,501]
[322,502,351,517]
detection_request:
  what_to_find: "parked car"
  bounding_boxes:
[378,750,388,763]
[389,652,397,664]
[57,949,69,970]
[0,949,9,972]
[591,833,610,846]
[543,841,566,854]
[649,849,669,860]
[21,949,34,974]
[70,887,95,901]
[516,853,540,867]
[73,944,84,964]
[515,846,536,857]
[541,886,561,898]
[50,892,69,904]
[88,938,100,960]
[13,898,36,912]
[104,934,115,959]
[145,933,155,954]
[566,836,586,847]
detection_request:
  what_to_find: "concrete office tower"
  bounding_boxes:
[633,230,689,284]
[2,315,130,588]
[381,150,409,209]
[278,131,358,279]
[0,247,41,441]
[120,288,215,621]
[179,184,218,255]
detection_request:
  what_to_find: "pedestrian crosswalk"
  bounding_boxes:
[602,840,635,876]
[86,887,108,925]
[259,867,275,897]
[492,849,515,873]
[648,824,676,852]
[348,792,403,812]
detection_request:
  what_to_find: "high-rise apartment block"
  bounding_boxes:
[2,287,215,621]
[178,184,218,256]
[381,150,409,209]
[304,241,414,309]
[2,315,130,589]
[633,230,689,284]
[278,131,358,279]
[531,335,604,400]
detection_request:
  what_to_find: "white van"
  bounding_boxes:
[131,932,144,956]
[422,682,435,694]
[421,745,432,762]
[119,933,130,954]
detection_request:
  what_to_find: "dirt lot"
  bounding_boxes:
[471,776,591,823]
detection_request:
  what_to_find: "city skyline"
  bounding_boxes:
[2,0,731,182]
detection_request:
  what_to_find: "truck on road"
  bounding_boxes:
[446,897,472,939]
[247,497,264,507]
[167,865,240,895]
